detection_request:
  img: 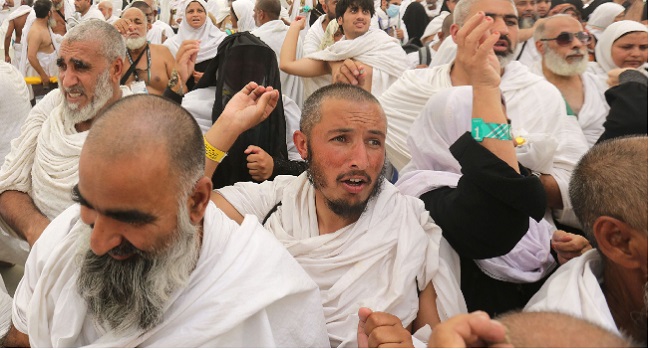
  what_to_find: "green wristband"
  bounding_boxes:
[471,118,512,142]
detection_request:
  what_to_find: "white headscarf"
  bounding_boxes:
[594,20,648,73]
[586,2,625,40]
[400,86,556,283]
[164,0,227,63]
[231,0,256,32]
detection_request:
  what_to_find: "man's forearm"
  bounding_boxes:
[623,0,645,21]
[0,190,50,246]
[4,34,11,60]
[540,174,563,209]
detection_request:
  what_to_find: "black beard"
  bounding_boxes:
[305,143,386,220]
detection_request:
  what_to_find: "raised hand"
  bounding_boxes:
[455,11,501,89]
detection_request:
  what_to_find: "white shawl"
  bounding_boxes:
[12,203,330,347]
[251,19,304,108]
[306,29,409,98]
[398,86,556,283]
[514,37,541,67]
[301,14,332,100]
[218,173,467,347]
[381,61,588,226]
[147,20,175,44]
[590,20,648,84]
[231,0,256,32]
[164,0,227,63]
[530,62,610,148]
[525,249,619,335]
[585,2,625,40]
[8,4,32,21]
[0,87,131,247]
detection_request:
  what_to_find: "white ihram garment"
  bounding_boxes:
[218,173,467,347]
[525,249,619,335]
[12,203,330,347]
[306,29,409,98]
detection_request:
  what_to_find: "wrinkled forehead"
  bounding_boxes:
[545,16,581,36]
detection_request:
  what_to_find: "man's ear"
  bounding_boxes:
[110,57,124,83]
[535,40,544,55]
[187,176,212,224]
[593,216,645,270]
[449,23,460,44]
[293,130,308,160]
[337,16,343,25]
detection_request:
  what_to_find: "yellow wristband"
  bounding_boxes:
[204,136,228,163]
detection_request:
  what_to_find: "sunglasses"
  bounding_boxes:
[540,31,590,46]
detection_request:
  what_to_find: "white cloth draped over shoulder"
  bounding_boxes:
[514,37,540,67]
[585,2,625,40]
[12,203,331,347]
[251,19,304,108]
[305,29,409,98]
[164,0,227,63]
[531,62,610,147]
[0,87,131,263]
[398,86,557,283]
[525,249,619,335]
[379,61,588,227]
[19,14,63,77]
[231,0,256,32]
[0,62,31,265]
[588,20,648,85]
[147,20,175,44]
[301,14,331,100]
[217,173,467,347]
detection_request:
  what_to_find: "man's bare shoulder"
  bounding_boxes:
[150,43,174,57]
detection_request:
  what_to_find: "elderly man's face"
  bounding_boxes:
[300,98,386,221]
[75,147,200,332]
[540,16,588,76]
[122,8,149,49]
[56,40,117,125]
[98,3,112,20]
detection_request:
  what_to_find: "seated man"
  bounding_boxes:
[0,20,128,261]
[375,0,588,229]
[280,0,408,97]
[0,93,330,347]
[119,7,177,95]
[533,14,609,147]
[203,82,467,347]
[525,136,648,347]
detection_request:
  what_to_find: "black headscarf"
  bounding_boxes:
[403,2,431,47]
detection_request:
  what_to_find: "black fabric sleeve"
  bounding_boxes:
[419,132,547,259]
[162,87,183,104]
[270,158,308,180]
[597,79,648,144]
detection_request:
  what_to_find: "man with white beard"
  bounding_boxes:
[0,92,330,347]
[0,20,129,265]
[97,0,119,23]
[526,136,648,347]
[375,0,589,228]
[119,7,177,95]
[533,14,610,147]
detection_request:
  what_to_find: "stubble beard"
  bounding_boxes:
[305,143,386,220]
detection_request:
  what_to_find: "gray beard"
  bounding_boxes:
[61,69,114,128]
[76,202,200,334]
[48,16,57,28]
[497,51,514,68]
[126,36,148,50]
[544,46,588,76]
[53,1,63,10]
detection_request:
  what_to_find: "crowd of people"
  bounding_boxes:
[0,0,647,346]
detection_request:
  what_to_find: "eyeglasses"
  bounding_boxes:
[540,31,590,46]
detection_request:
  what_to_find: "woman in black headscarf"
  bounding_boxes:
[402,2,431,47]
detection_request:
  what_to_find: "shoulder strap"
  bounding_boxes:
[120,46,147,85]
[262,201,282,225]
[515,40,527,61]
[56,9,67,23]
